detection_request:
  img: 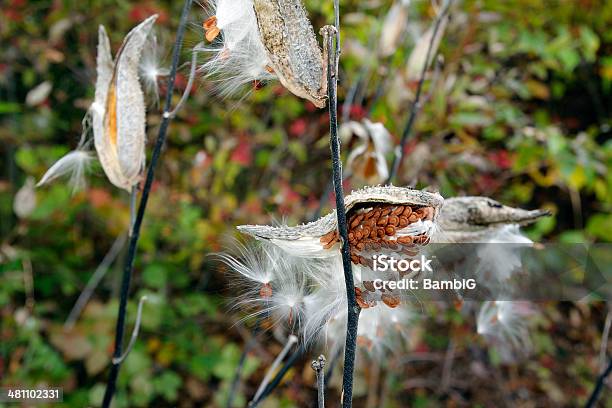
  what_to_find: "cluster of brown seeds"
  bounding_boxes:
[319,203,435,309]
[347,204,434,266]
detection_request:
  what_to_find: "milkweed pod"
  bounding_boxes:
[93,15,158,191]
[253,0,328,107]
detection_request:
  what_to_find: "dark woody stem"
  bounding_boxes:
[324,12,361,408]
[101,1,192,406]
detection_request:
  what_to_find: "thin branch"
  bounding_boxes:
[112,295,148,364]
[386,1,450,184]
[600,307,612,370]
[101,1,193,406]
[249,335,298,406]
[585,358,612,408]
[226,318,264,408]
[64,232,127,330]
[311,355,326,408]
[166,42,203,119]
[250,344,306,407]
[324,14,360,407]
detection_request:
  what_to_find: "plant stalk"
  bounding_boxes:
[101,1,192,406]
[324,15,360,408]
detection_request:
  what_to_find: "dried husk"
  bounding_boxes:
[253,0,327,107]
[238,185,443,257]
[93,15,157,191]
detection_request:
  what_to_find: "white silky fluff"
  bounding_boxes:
[477,301,535,362]
[221,237,421,353]
[36,150,94,194]
[198,0,275,97]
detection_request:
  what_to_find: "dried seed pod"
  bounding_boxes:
[437,196,550,243]
[238,186,443,258]
[253,0,328,107]
[93,16,158,191]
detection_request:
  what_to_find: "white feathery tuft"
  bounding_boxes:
[139,33,169,105]
[197,0,275,97]
[477,301,535,362]
[36,150,94,194]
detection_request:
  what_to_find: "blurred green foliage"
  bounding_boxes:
[0,0,610,406]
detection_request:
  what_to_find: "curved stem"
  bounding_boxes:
[585,357,612,408]
[111,295,148,365]
[101,1,192,406]
[386,1,450,184]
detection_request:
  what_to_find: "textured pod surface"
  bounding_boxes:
[238,185,443,258]
[436,196,550,243]
[253,0,327,107]
[93,15,157,191]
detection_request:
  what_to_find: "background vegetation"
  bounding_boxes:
[1,0,610,406]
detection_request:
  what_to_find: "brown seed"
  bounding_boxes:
[259,282,273,298]
[356,242,365,251]
[351,254,359,264]
[205,26,220,42]
[362,226,371,237]
[363,210,374,220]
[323,240,337,249]
[372,210,381,219]
[377,228,385,238]
[369,242,381,251]
[392,206,404,216]
[386,239,399,249]
[348,232,354,241]
[320,230,336,244]
[359,255,368,266]
[402,206,413,216]
[350,214,364,229]
[381,294,400,308]
[366,218,376,228]
[203,15,217,30]
[408,213,419,223]
[377,216,388,226]
[397,236,413,244]
[385,225,396,236]
[363,281,375,292]
[381,207,392,216]
[398,217,409,228]
[415,208,426,218]
[388,215,399,226]
[356,231,364,241]
[369,228,377,239]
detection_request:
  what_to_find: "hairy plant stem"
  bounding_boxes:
[324,11,361,406]
[101,1,192,405]
[386,1,450,184]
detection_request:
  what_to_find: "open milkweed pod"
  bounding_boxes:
[434,196,550,243]
[341,119,392,184]
[253,0,328,108]
[238,185,443,262]
[201,0,327,107]
[92,15,158,192]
